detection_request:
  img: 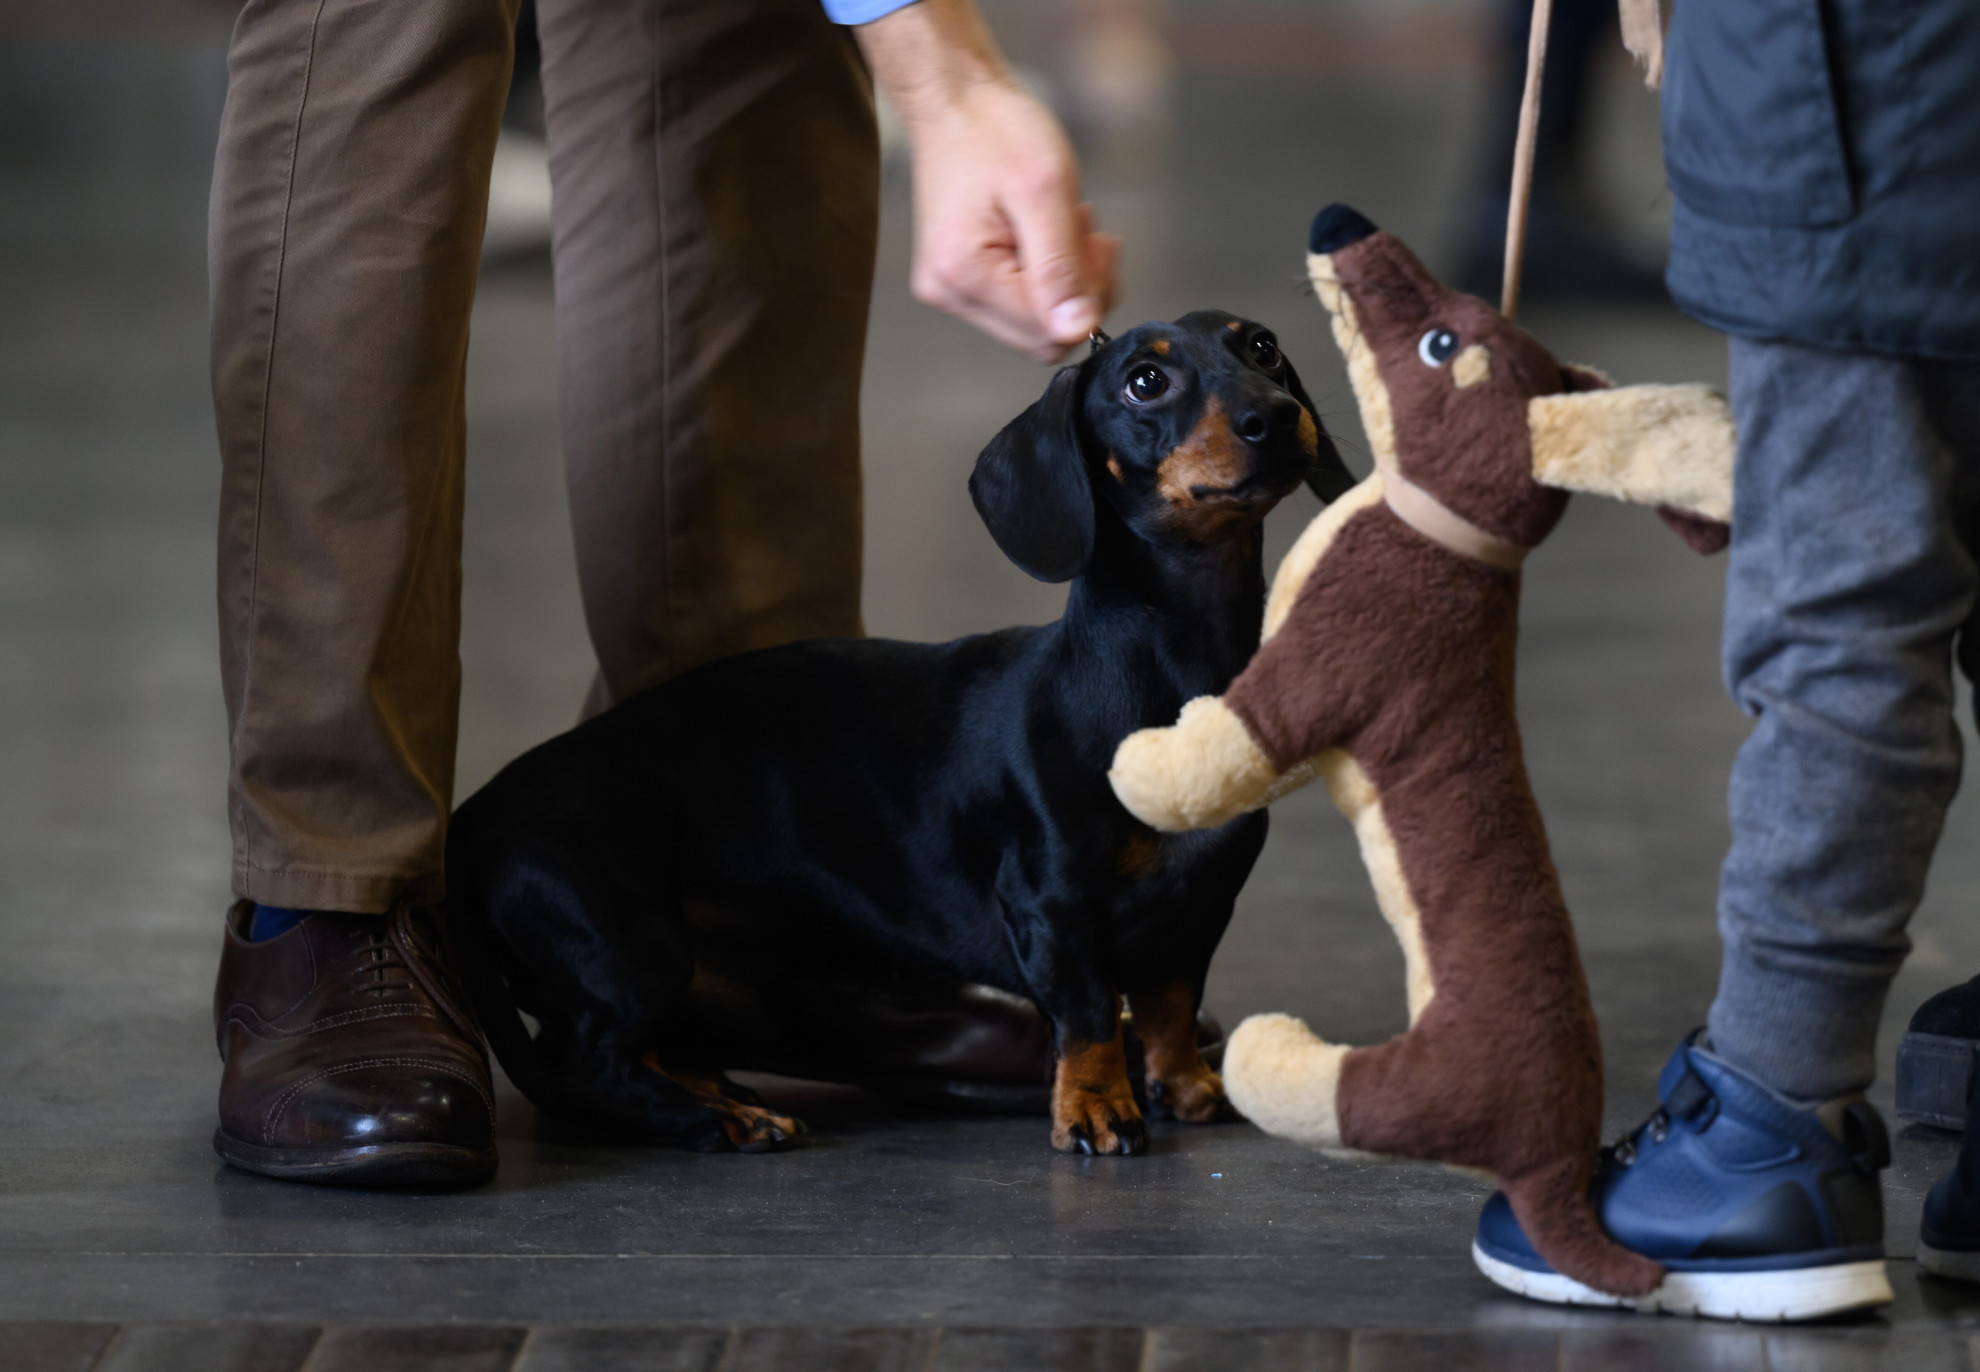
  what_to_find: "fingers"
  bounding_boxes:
[901,84,1121,362]
[1006,176,1105,349]
[911,219,1054,357]
[913,218,1120,364]
[1082,208,1122,319]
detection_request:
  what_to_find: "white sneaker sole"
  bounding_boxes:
[1473,1242,1893,1322]
[1918,1243,1980,1282]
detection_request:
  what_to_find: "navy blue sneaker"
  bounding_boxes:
[1473,1032,1893,1321]
[1919,1056,1980,1281]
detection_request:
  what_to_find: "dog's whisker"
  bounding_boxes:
[1327,436,1375,467]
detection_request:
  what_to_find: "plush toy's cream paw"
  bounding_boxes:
[1109,696,1280,833]
[1528,383,1736,524]
[1224,1012,1351,1149]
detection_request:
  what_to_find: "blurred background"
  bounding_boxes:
[0,0,1716,1083]
[11,0,1980,1337]
[0,0,1679,800]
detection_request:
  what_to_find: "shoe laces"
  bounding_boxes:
[1602,1106,1670,1169]
[347,920,417,997]
[1601,1064,1714,1170]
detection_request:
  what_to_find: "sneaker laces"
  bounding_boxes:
[1601,1064,1714,1169]
[1601,1106,1669,1169]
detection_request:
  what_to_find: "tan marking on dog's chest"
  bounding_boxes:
[1263,474,1384,640]
[1118,832,1163,877]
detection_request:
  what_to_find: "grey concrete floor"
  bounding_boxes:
[7,35,1980,1363]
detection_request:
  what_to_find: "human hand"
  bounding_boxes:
[857,0,1120,362]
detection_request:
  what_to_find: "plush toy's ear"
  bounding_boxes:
[1279,355,1358,503]
[1529,379,1736,552]
[970,366,1096,583]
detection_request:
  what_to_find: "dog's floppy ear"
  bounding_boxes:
[1280,354,1358,503]
[1529,373,1736,555]
[970,365,1096,583]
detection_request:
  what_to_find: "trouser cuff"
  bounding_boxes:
[1707,948,1889,1101]
[232,865,443,917]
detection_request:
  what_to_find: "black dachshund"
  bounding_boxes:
[448,311,1353,1155]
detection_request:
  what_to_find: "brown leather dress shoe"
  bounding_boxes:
[213,900,498,1188]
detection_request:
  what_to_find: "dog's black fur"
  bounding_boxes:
[448,311,1352,1155]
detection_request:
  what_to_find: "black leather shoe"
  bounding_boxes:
[1922,1064,1980,1280]
[213,900,498,1188]
[1898,976,1980,1131]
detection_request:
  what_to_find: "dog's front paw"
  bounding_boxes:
[1148,1064,1236,1124]
[1052,1088,1148,1156]
[1051,1029,1147,1155]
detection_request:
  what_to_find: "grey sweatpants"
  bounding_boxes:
[1708,336,1980,1101]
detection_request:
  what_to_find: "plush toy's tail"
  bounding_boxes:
[1503,1161,1664,1298]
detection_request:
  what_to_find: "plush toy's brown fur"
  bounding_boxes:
[1108,209,1735,1299]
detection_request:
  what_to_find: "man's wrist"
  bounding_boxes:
[854,0,1019,129]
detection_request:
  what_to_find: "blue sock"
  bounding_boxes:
[247,903,313,941]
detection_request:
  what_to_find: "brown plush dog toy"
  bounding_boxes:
[1107,205,1735,1298]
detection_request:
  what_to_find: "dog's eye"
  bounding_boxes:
[1250,333,1281,369]
[1418,328,1460,366]
[1125,365,1170,404]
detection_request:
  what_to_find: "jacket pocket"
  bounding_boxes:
[1661,0,1855,227]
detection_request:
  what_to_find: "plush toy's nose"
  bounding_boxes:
[1309,203,1378,254]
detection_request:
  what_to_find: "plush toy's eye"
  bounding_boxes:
[1125,365,1170,404]
[1250,333,1282,369]
[1418,329,1460,366]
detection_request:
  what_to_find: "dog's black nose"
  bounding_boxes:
[1235,396,1303,445]
[1309,203,1378,254]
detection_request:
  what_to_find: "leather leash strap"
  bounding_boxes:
[1500,0,1553,319]
[1504,0,1662,317]
[1382,469,1529,572]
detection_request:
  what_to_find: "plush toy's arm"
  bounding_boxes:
[1111,483,1377,832]
[1529,382,1736,553]
[1110,696,1327,833]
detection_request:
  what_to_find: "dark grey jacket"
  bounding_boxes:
[1661,0,1980,359]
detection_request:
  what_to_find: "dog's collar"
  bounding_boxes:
[1381,468,1529,571]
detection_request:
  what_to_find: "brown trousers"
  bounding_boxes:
[210,0,878,912]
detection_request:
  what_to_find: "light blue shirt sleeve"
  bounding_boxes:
[820,0,917,24]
